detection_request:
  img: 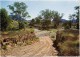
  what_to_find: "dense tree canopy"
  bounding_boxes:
[40,9,63,29]
[40,9,53,20]
[8,2,30,20]
[0,8,11,31]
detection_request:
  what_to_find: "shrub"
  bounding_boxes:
[29,19,35,27]
[64,25,70,29]
[18,21,25,29]
[41,19,51,30]
[8,20,19,30]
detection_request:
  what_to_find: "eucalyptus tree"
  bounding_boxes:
[8,2,30,29]
[40,9,53,29]
[8,2,30,20]
[75,6,79,29]
[52,11,63,28]
[40,9,53,20]
[39,9,63,29]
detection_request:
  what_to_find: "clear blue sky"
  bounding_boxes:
[0,0,79,20]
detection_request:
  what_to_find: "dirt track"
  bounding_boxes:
[1,29,58,57]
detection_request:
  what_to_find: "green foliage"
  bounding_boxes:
[69,6,80,29]
[8,2,30,19]
[24,21,28,27]
[40,9,63,29]
[0,8,11,31]
[41,9,53,19]
[40,9,53,29]
[18,21,25,29]
[63,20,71,29]
[42,19,51,30]
[35,17,41,25]
[28,9,63,29]
[8,20,19,30]
[29,19,35,27]
[53,11,63,28]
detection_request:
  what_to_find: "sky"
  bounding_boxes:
[0,0,79,20]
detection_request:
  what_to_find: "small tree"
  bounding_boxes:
[53,11,63,28]
[35,16,42,25]
[75,6,79,29]
[0,8,11,31]
[40,9,53,29]
[68,6,79,29]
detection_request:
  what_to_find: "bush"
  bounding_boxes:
[18,21,25,29]
[29,19,35,27]
[64,25,70,29]
[8,20,19,30]
[41,19,51,30]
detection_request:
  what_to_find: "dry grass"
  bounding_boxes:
[0,28,39,50]
[54,29,79,56]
